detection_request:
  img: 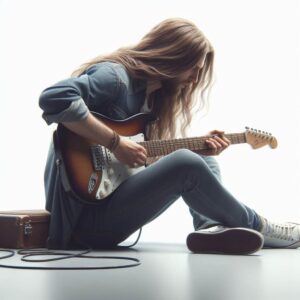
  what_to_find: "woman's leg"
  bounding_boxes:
[189,154,224,230]
[75,149,262,247]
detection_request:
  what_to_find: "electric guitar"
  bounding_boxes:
[54,111,278,201]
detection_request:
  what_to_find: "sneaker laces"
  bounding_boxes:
[262,219,300,241]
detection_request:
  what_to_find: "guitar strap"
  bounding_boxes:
[53,130,72,194]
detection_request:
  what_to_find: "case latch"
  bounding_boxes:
[24,222,33,236]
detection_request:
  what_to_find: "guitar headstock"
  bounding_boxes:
[245,127,278,149]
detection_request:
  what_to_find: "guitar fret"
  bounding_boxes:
[165,140,171,155]
[139,133,247,157]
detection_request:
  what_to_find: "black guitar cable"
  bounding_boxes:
[0,228,142,270]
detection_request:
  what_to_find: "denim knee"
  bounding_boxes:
[163,149,212,190]
[166,149,208,173]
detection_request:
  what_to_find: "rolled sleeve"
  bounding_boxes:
[39,62,120,125]
[42,97,89,125]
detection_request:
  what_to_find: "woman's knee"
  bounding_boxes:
[163,149,209,177]
[169,149,207,168]
[144,149,210,193]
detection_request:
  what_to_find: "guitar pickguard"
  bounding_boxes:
[94,133,145,200]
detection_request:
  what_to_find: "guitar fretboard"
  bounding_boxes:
[138,133,246,157]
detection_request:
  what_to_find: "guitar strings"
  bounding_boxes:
[139,133,247,156]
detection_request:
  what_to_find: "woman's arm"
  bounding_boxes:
[39,63,147,167]
[62,113,147,167]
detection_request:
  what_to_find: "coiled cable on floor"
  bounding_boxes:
[0,228,142,270]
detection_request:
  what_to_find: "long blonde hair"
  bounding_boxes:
[72,18,214,140]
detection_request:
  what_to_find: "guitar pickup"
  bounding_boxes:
[90,145,106,171]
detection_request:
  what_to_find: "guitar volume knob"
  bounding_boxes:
[104,179,111,189]
[108,168,114,177]
[99,191,106,198]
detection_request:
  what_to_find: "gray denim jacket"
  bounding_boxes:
[39,62,148,249]
[40,61,148,124]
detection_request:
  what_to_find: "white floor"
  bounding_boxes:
[0,243,300,300]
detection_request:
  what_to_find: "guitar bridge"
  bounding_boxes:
[90,145,106,171]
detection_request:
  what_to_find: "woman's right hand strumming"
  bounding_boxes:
[113,138,147,168]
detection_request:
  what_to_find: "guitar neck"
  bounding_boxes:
[139,133,246,157]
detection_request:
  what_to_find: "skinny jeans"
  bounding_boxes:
[74,149,262,248]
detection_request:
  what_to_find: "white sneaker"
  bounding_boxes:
[260,218,300,248]
[186,225,264,255]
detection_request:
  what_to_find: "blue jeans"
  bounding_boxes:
[74,149,262,248]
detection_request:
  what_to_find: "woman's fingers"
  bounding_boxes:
[137,144,147,156]
[136,152,147,164]
[205,132,231,155]
[113,138,148,167]
[206,140,219,153]
[208,137,222,148]
[132,146,147,167]
[212,135,230,147]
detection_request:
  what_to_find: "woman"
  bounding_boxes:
[39,18,300,254]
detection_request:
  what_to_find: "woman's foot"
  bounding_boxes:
[186,225,264,255]
[259,218,300,248]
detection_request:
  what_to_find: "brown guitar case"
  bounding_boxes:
[0,210,50,249]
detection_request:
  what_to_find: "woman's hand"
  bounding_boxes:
[113,137,147,168]
[198,129,231,156]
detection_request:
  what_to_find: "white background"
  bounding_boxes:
[0,0,299,243]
